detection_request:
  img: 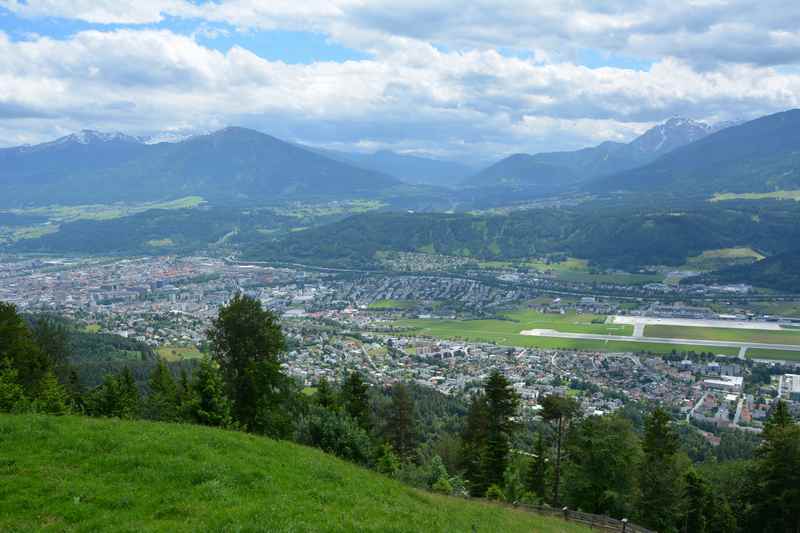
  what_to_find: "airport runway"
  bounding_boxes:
[519,328,800,353]
[611,315,785,331]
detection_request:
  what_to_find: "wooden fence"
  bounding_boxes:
[517,503,656,533]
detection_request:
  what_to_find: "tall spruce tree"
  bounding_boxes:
[562,414,640,518]
[526,432,549,500]
[540,394,579,506]
[462,392,489,497]
[483,370,520,490]
[745,400,800,532]
[188,358,232,428]
[145,359,179,421]
[315,378,337,410]
[0,302,50,393]
[638,407,683,533]
[341,371,371,431]
[384,382,416,459]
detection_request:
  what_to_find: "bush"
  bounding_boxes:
[486,484,506,501]
[432,477,454,495]
[296,405,373,466]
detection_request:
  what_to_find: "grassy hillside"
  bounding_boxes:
[0,414,587,532]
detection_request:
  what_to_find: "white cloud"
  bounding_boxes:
[2,2,800,160]
[1,28,799,159]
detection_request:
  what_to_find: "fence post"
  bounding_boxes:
[621,518,628,533]
[562,506,569,521]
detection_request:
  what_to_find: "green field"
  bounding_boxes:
[479,257,664,285]
[156,345,204,362]
[395,309,747,355]
[645,325,800,346]
[681,247,764,271]
[710,190,800,202]
[368,299,417,310]
[0,415,586,532]
[747,348,800,361]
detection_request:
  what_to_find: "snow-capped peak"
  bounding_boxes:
[630,117,713,154]
[54,130,143,146]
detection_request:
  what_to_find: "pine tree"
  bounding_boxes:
[341,371,371,431]
[376,443,401,476]
[683,469,709,533]
[638,407,683,533]
[462,392,489,497]
[540,394,579,506]
[315,378,337,410]
[746,400,800,532]
[116,367,141,419]
[562,414,640,517]
[145,359,179,421]
[34,370,70,415]
[188,358,232,428]
[65,368,84,412]
[483,370,520,489]
[0,358,27,412]
[0,302,50,393]
[526,432,548,499]
[384,382,416,459]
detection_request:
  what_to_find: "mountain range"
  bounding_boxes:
[589,109,800,194]
[0,128,401,207]
[462,117,727,193]
[2,109,799,209]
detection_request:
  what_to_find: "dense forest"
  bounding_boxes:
[3,297,799,532]
[243,199,800,273]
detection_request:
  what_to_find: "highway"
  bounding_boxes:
[519,328,800,353]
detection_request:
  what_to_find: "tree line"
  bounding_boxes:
[3,296,800,532]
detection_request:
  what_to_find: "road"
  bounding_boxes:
[519,328,800,353]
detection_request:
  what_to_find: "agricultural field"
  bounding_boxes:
[644,325,800,346]
[747,348,800,361]
[156,345,205,362]
[368,299,418,310]
[710,190,800,202]
[479,257,664,285]
[681,247,764,271]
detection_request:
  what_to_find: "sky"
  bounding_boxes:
[1,1,800,163]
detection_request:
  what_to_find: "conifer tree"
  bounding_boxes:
[746,400,800,532]
[384,382,416,459]
[34,370,70,415]
[315,378,337,410]
[526,432,549,499]
[638,407,683,533]
[341,371,371,431]
[0,302,50,393]
[145,359,179,421]
[188,358,232,428]
[483,370,520,489]
[0,358,27,412]
[462,392,489,496]
[540,394,579,505]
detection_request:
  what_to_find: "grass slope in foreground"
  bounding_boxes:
[0,415,587,533]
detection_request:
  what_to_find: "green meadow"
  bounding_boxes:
[0,414,587,532]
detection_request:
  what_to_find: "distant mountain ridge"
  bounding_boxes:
[0,127,401,207]
[588,109,800,194]
[464,117,726,192]
[305,146,474,187]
